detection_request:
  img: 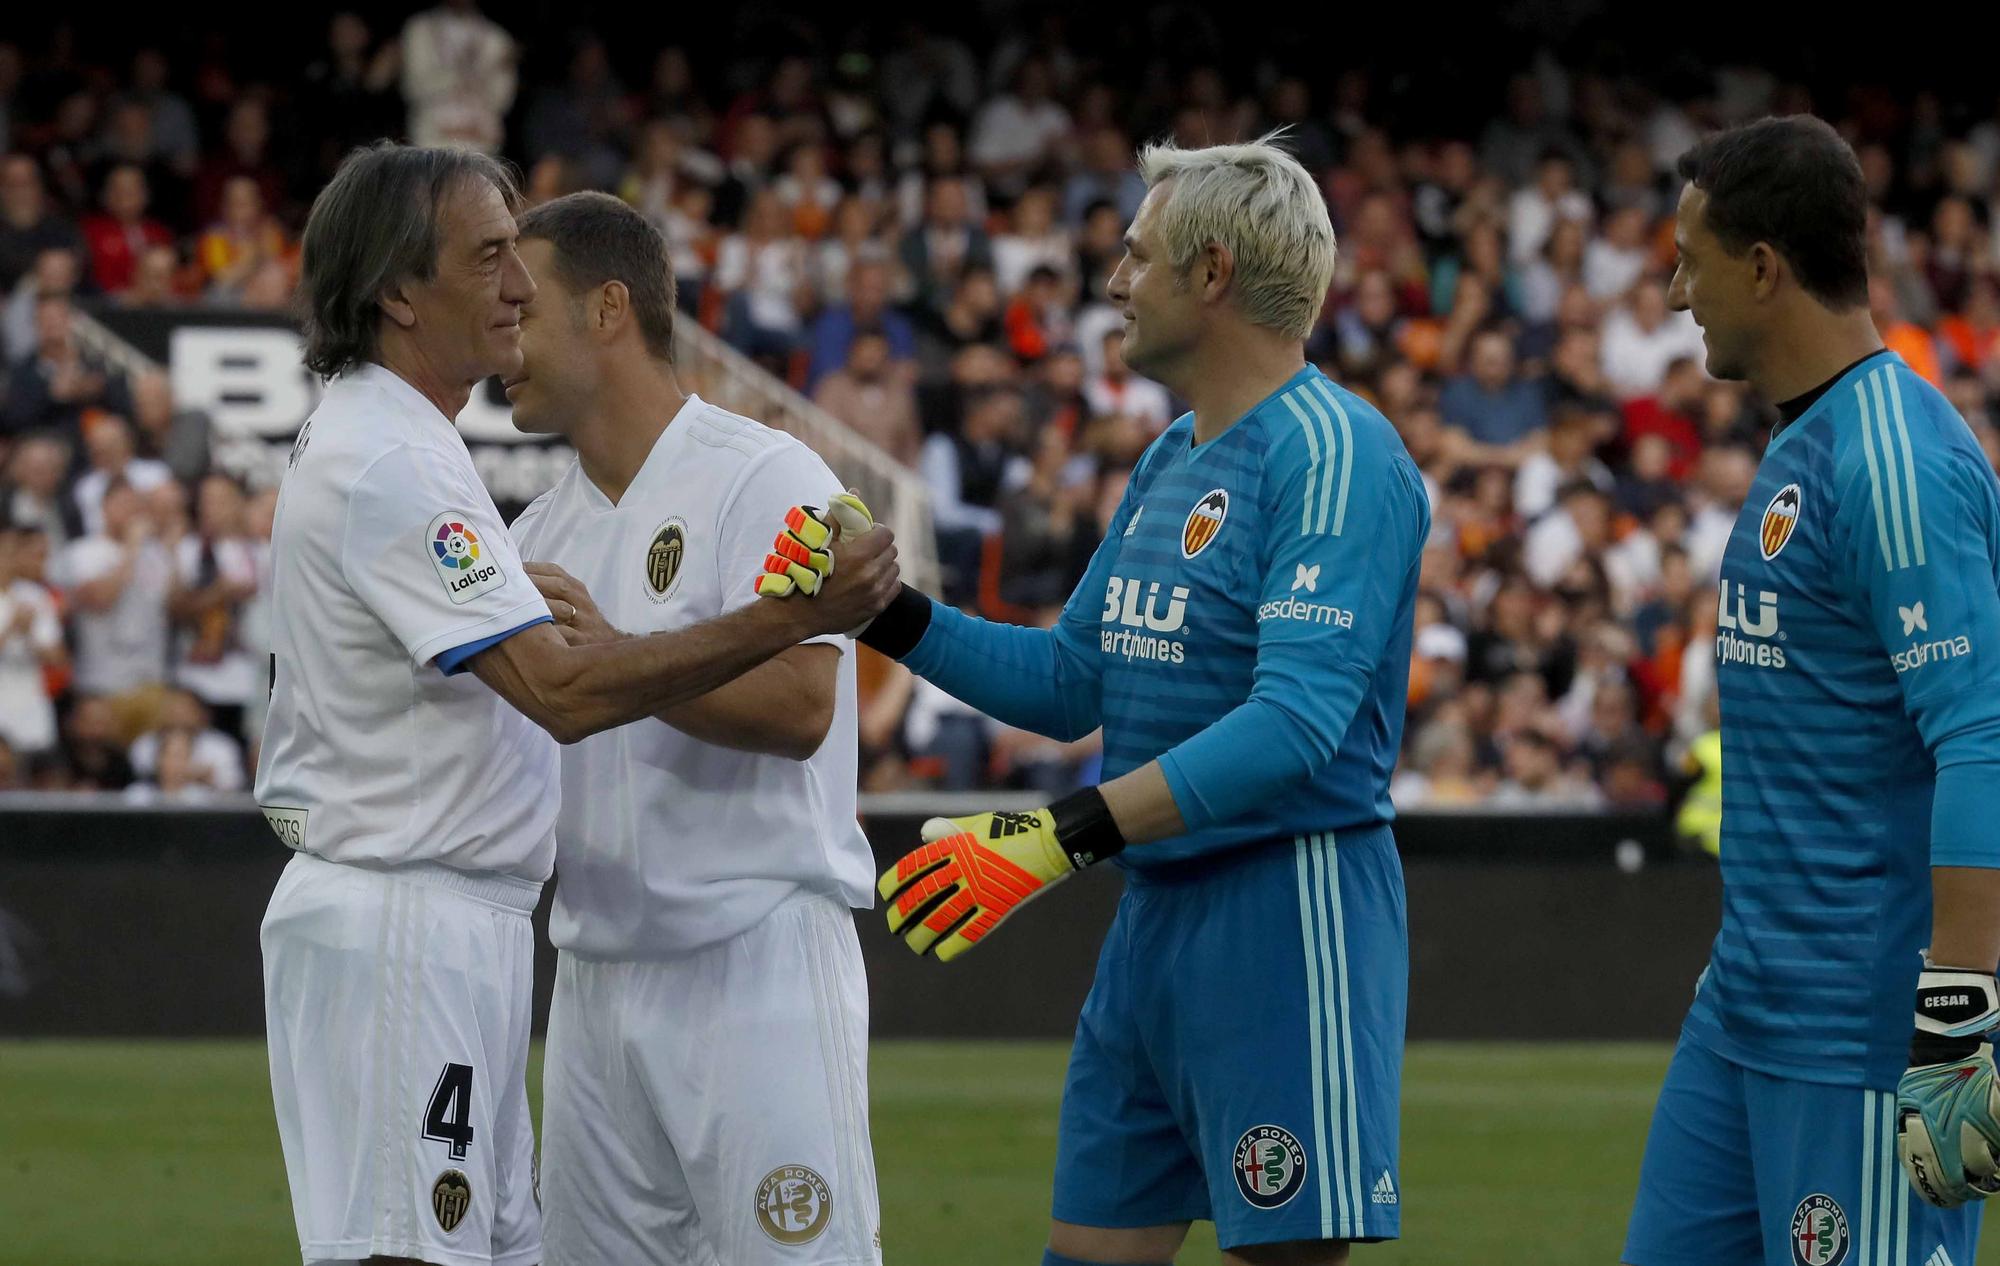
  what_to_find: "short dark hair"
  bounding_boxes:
[1676,115,1869,310]
[516,191,677,363]
[299,142,521,379]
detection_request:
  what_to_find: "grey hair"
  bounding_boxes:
[1134,129,1337,339]
[298,142,521,379]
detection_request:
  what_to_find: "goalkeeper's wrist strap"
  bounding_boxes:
[856,584,932,659]
[1912,965,2000,1064]
[1049,786,1126,870]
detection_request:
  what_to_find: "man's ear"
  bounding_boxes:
[594,280,631,340]
[1198,241,1235,303]
[1750,241,1782,302]
[378,284,417,330]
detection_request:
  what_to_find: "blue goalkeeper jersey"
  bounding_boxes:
[901,364,1430,870]
[1683,349,2000,1088]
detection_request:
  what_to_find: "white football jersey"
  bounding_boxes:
[255,364,559,882]
[511,394,873,957]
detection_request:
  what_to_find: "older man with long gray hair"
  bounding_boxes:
[255,142,897,1266]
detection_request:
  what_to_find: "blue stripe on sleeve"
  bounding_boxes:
[433,616,553,676]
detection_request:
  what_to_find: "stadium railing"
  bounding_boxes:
[671,319,940,595]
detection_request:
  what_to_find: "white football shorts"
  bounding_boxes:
[262,852,543,1266]
[540,892,880,1266]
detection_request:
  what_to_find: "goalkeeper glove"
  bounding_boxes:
[754,493,874,598]
[1897,961,2000,1207]
[877,786,1125,962]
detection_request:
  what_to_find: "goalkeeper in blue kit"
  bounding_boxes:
[768,136,1427,1265]
[1623,116,2000,1266]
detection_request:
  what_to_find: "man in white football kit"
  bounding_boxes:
[502,192,882,1265]
[258,148,899,1266]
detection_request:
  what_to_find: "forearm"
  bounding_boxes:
[488,600,815,743]
[1926,740,2000,967]
[1931,867,2000,970]
[654,645,837,760]
[1098,761,1184,846]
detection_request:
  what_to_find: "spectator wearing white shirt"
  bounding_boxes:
[1489,728,1604,808]
[1513,405,1614,523]
[5,433,80,547]
[168,474,261,738]
[771,142,843,239]
[1685,444,1758,584]
[0,521,64,756]
[1507,151,1593,266]
[1585,206,1654,301]
[1523,480,1614,589]
[992,185,1074,295]
[399,0,518,153]
[1083,328,1174,434]
[714,188,813,365]
[968,59,1072,203]
[1598,281,1707,400]
[127,687,245,795]
[56,481,172,698]
[72,416,170,539]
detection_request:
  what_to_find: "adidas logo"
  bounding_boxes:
[987,812,1040,840]
[1124,507,1143,537]
[1371,1171,1397,1205]
[1925,1247,1955,1266]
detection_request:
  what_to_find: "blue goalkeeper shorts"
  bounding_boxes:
[1626,1032,1984,1266]
[1051,825,1406,1250]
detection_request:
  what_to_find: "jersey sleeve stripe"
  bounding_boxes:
[1296,386,1344,532]
[1308,380,1357,537]
[1856,378,1898,573]
[1279,390,1323,537]
[1885,368,1927,567]
[1869,369,1913,570]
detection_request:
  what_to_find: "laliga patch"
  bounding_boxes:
[1182,488,1229,559]
[755,1164,832,1245]
[1232,1124,1307,1209]
[428,511,506,605]
[1761,483,1802,560]
[1789,1193,1848,1266]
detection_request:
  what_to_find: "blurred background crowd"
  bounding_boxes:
[4,3,2000,823]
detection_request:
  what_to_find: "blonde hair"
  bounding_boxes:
[1134,130,1336,339]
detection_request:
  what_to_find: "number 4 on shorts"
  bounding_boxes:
[423,1062,475,1161]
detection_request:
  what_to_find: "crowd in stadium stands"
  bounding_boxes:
[5,10,2000,815]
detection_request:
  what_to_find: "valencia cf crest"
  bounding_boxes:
[431,1169,472,1234]
[1761,484,1802,561]
[1182,489,1229,559]
[646,519,688,602]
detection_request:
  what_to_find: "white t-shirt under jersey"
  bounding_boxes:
[511,393,873,958]
[254,364,559,882]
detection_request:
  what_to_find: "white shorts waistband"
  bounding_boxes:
[288,850,544,913]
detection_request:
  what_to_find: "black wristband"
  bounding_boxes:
[1049,785,1127,870]
[857,584,933,659]
[1912,1027,1984,1066]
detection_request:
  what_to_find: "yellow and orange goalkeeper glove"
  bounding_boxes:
[754,493,874,598]
[877,789,1126,962]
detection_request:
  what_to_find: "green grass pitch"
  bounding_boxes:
[3,1040,1991,1264]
